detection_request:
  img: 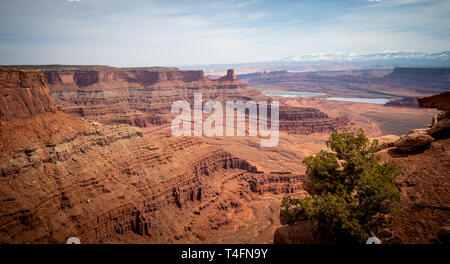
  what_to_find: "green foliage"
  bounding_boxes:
[281,128,400,243]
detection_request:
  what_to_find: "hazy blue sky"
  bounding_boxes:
[0,0,449,66]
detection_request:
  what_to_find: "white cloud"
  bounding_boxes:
[0,0,448,66]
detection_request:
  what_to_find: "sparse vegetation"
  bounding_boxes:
[281,128,401,243]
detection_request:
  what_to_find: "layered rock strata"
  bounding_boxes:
[0,68,57,120]
[0,68,306,243]
[278,107,349,134]
[10,65,348,135]
[44,66,265,128]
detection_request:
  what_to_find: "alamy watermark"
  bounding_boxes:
[171,93,279,147]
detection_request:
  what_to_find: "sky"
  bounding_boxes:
[0,0,449,66]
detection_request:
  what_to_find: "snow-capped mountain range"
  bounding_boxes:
[281,50,450,63]
[181,50,450,75]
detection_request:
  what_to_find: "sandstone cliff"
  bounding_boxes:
[418,91,450,110]
[0,68,56,121]
[10,65,347,136]
[43,66,265,128]
[0,68,306,243]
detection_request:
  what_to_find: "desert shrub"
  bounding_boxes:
[281,128,400,243]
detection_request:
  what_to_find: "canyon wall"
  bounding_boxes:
[44,66,265,128]
[0,68,306,243]
[20,65,349,136]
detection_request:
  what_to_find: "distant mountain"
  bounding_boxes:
[280,50,450,64]
[180,50,450,75]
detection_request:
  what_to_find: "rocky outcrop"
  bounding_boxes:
[394,128,435,152]
[0,68,306,243]
[0,68,57,121]
[416,92,450,139]
[393,92,450,152]
[428,111,450,138]
[218,69,238,82]
[418,91,450,110]
[278,107,349,134]
[246,174,306,195]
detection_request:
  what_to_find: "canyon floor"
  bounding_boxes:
[281,96,436,136]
